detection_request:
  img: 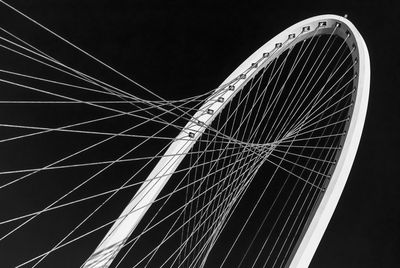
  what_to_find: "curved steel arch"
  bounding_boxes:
[84,14,369,268]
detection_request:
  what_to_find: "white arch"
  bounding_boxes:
[84,14,370,268]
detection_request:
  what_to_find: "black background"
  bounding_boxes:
[1,0,399,267]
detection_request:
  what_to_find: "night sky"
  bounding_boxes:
[0,0,399,267]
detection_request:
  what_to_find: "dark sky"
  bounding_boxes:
[1,0,399,267]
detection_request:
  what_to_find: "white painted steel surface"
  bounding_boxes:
[84,14,369,268]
